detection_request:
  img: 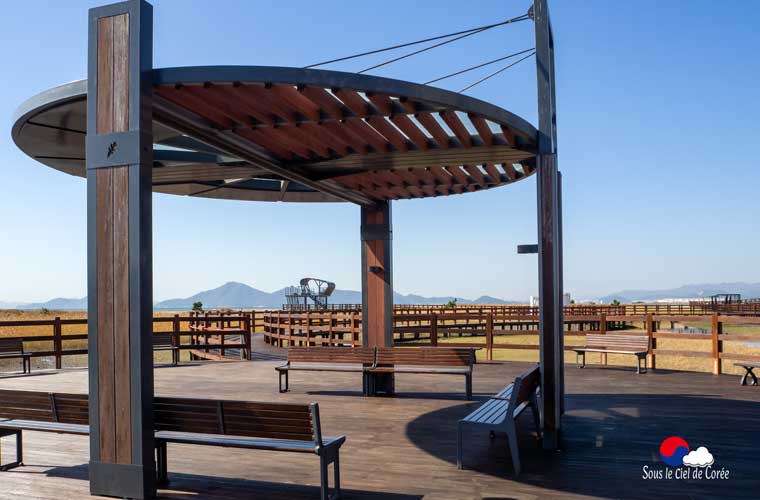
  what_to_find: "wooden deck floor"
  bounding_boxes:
[0,338,758,499]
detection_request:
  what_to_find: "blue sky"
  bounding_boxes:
[1,0,758,303]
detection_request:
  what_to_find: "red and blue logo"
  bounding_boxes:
[660,436,690,466]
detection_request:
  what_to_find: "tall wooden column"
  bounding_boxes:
[361,201,394,392]
[534,0,563,450]
[86,1,155,498]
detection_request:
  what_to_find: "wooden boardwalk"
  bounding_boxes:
[0,341,758,499]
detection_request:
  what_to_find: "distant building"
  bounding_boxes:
[530,294,571,307]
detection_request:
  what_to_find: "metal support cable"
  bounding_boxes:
[304,12,530,70]
[424,47,535,85]
[459,51,536,93]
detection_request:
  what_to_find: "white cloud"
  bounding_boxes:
[682,447,714,467]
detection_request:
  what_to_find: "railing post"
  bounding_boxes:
[430,313,438,347]
[172,314,180,366]
[711,313,722,375]
[53,316,62,370]
[486,312,494,361]
[599,313,607,366]
[646,314,655,370]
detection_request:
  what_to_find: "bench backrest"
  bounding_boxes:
[287,346,375,365]
[0,338,25,355]
[0,389,88,425]
[584,334,648,351]
[513,365,541,409]
[152,333,176,348]
[154,396,322,445]
[374,347,475,367]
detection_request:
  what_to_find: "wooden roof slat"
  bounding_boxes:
[500,125,517,148]
[189,83,277,127]
[373,170,423,198]
[501,163,518,181]
[483,163,505,184]
[254,127,315,159]
[440,111,472,148]
[278,125,332,157]
[332,89,378,117]
[268,84,321,122]
[234,128,293,160]
[365,116,410,152]
[298,122,352,156]
[221,84,285,126]
[365,93,394,115]
[468,114,494,146]
[239,84,301,123]
[321,121,371,154]
[390,114,430,150]
[298,86,347,119]
[444,165,472,189]
[343,118,390,153]
[349,176,399,200]
[362,171,412,199]
[462,165,487,188]
[178,85,258,127]
[154,85,234,129]
[415,112,450,149]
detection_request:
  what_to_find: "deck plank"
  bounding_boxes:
[0,338,758,499]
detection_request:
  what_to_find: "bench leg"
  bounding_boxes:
[529,395,542,440]
[578,352,585,368]
[741,367,758,386]
[320,456,329,500]
[279,370,289,393]
[505,421,521,476]
[465,373,473,401]
[637,355,646,374]
[456,421,464,469]
[0,430,23,471]
[333,452,341,499]
[751,368,759,386]
[155,440,169,488]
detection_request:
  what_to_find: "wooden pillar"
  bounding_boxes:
[361,201,394,394]
[361,201,393,348]
[86,2,155,498]
[534,0,563,450]
[711,313,722,375]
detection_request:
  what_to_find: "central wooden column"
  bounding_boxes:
[87,1,155,498]
[361,201,394,394]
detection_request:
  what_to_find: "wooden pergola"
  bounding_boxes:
[11,0,562,498]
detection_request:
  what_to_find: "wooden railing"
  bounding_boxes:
[260,309,760,375]
[0,314,252,368]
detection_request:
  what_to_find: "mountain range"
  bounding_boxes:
[3,281,515,311]
[600,282,760,303]
[5,281,759,311]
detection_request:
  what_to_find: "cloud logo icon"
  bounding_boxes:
[682,446,714,468]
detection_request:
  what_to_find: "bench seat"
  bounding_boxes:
[0,339,32,374]
[573,334,649,373]
[0,419,89,435]
[369,365,470,374]
[278,363,366,373]
[457,365,541,476]
[156,431,345,453]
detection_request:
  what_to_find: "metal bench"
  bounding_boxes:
[457,364,541,476]
[734,361,760,386]
[153,333,179,366]
[275,347,375,393]
[370,347,475,399]
[155,397,345,500]
[573,334,649,373]
[0,339,32,374]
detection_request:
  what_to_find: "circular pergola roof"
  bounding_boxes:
[12,66,538,204]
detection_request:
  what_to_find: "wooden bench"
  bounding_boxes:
[276,347,375,393]
[457,364,541,476]
[573,334,649,373]
[0,389,89,470]
[734,362,760,386]
[371,347,475,399]
[0,339,32,374]
[154,396,345,500]
[0,391,344,500]
[153,333,179,366]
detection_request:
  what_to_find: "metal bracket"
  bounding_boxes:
[86,130,149,169]
[360,224,392,241]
